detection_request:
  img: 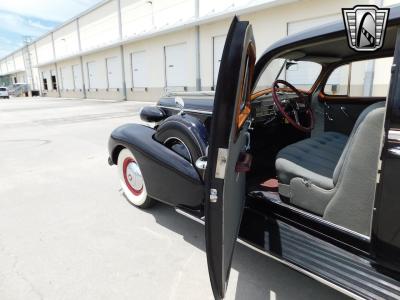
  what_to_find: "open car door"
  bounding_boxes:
[205,17,256,299]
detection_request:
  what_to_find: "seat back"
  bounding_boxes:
[323,101,386,235]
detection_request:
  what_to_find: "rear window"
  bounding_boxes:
[0,88,6,91]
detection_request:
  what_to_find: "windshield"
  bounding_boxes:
[0,87,6,91]
[254,58,322,92]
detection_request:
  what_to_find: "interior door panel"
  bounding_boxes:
[205,17,255,300]
[320,94,386,135]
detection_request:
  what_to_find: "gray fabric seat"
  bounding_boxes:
[276,132,348,190]
[275,101,386,235]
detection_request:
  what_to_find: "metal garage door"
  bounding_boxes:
[213,35,226,88]
[60,67,74,90]
[72,64,83,90]
[131,51,147,88]
[165,43,186,88]
[287,15,341,86]
[106,56,122,89]
[87,61,98,89]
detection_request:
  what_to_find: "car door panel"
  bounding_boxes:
[205,16,255,300]
[372,28,400,274]
[320,94,386,135]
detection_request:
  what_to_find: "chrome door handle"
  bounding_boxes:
[340,106,351,118]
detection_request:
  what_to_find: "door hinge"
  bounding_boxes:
[210,188,218,203]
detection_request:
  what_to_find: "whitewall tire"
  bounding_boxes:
[117,148,154,208]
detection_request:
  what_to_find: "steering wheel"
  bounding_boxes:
[272,79,314,133]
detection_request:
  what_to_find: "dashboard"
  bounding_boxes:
[251,95,277,123]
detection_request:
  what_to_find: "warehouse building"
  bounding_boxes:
[0,0,398,101]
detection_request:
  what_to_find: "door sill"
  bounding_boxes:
[246,191,370,255]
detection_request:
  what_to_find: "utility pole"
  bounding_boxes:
[23,36,35,94]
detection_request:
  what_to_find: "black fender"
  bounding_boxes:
[154,114,208,164]
[108,124,204,208]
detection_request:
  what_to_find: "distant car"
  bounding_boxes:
[8,83,29,97]
[108,11,400,300]
[0,87,9,99]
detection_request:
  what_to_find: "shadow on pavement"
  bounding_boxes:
[137,202,348,300]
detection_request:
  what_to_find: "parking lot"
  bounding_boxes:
[0,97,349,300]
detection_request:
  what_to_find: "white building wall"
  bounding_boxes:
[39,64,60,97]
[79,0,119,51]
[16,72,26,83]
[6,57,15,74]
[153,0,195,28]
[120,0,154,38]
[123,27,196,101]
[54,21,80,58]
[36,35,55,65]
[82,47,123,99]
[14,51,25,71]
[1,61,8,74]
[53,57,85,98]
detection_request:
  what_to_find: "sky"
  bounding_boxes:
[0,0,102,58]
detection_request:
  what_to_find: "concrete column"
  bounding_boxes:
[51,32,62,97]
[194,0,201,91]
[5,57,9,73]
[12,55,16,71]
[117,0,127,100]
[76,18,87,99]
[33,43,43,95]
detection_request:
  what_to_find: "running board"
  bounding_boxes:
[239,209,400,300]
[175,207,400,300]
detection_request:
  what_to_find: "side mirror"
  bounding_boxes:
[140,106,166,122]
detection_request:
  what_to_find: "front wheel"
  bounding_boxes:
[117,148,154,208]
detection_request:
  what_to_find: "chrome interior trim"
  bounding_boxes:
[175,208,204,225]
[251,191,371,242]
[388,130,400,141]
[157,105,213,115]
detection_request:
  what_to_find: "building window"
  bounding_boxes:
[43,78,48,90]
[51,75,57,91]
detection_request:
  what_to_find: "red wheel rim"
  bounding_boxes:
[122,157,143,196]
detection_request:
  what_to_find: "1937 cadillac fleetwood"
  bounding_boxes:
[108,8,400,300]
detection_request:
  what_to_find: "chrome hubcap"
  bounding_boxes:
[126,161,144,191]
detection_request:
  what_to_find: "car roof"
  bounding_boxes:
[254,5,400,84]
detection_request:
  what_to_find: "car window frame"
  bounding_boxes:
[320,54,394,99]
[252,58,323,95]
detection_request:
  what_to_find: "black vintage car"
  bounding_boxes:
[108,9,400,300]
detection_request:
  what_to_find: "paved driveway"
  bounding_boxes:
[0,97,349,300]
